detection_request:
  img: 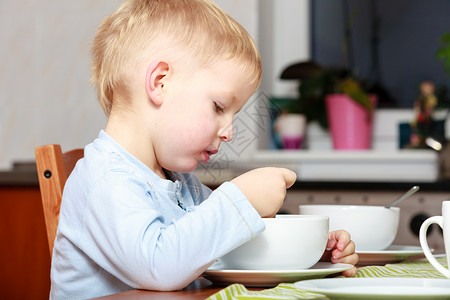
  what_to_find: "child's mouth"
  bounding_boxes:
[202,149,218,163]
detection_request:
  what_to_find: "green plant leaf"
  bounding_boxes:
[338,78,373,112]
[436,32,450,76]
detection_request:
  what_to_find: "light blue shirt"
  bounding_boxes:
[50,130,264,299]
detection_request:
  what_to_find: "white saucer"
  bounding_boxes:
[202,262,353,287]
[356,245,425,265]
[295,278,450,299]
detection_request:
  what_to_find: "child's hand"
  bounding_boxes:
[320,230,359,277]
[231,167,296,217]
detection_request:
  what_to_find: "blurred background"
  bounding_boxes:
[1,1,450,299]
[1,0,450,167]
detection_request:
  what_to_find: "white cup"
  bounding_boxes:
[419,200,450,278]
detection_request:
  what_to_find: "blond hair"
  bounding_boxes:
[90,0,262,116]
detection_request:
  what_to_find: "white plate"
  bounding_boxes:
[202,262,353,287]
[295,278,450,299]
[356,245,426,265]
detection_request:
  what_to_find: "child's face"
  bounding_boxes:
[154,59,256,173]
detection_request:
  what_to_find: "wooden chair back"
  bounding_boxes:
[35,144,84,258]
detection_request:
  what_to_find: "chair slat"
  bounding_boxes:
[35,144,84,257]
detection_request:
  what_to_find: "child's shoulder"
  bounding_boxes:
[68,133,135,189]
[85,140,130,172]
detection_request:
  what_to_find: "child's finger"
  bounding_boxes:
[329,230,352,251]
[280,168,296,188]
[332,251,359,264]
[333,240,356,259]
[341,266,358,277]
[326,239,337,251]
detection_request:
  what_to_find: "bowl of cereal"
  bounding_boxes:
[219,215,329,270]
[299,204,400,251]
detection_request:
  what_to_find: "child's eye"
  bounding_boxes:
[214,101,225,113]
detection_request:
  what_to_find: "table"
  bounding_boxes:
[93,257,448,300]
[93,277,251,299]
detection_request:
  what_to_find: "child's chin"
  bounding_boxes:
[178,162,198,173]
[163,163,196,174]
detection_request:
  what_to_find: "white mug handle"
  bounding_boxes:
[419,216,450,278]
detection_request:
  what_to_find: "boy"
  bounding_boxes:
[50,0,358,298]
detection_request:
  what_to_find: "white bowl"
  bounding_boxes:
[299,205,400,251]
[220,215,329,270]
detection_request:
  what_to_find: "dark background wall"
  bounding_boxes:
[311,0,450,108]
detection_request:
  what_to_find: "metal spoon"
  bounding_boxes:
[385,186,420,208]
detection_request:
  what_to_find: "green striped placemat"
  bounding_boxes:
[206,257,448,300]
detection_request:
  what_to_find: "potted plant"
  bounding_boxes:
[437,32,450,77]
[280,60,376,150]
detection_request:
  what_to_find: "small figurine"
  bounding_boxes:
[409,80,437,148]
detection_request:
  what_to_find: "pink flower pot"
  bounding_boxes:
[326,94,377,150]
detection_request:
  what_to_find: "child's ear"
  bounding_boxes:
[145,60,169,106]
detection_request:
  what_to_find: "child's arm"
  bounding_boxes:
[77,172,266,291]
[64,167,294,292]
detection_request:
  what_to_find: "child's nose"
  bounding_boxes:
[218,123,234,142]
